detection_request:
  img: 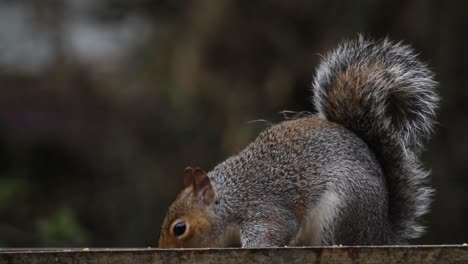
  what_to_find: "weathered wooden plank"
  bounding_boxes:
[1,246,468,264]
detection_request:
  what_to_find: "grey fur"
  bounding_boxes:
[204,36,439,246]
[312,35,439,242]
[208,118,393,246]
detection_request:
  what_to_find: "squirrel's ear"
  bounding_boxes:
[183,167,194,188]
[193,167,214,205]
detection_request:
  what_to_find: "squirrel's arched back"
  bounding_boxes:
[312,35,439,241]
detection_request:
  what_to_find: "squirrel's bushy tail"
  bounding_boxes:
[312,35,439,242]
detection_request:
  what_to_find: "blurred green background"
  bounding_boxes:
[0,0,466,247]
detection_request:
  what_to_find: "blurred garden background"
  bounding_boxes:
[0,0,467,247]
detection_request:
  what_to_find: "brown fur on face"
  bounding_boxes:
[159,186,214,248]
[159,167,241,248]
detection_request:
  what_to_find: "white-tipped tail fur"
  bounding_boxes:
[312,35,439,241]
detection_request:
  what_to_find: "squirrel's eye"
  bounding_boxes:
[173,221,187,237]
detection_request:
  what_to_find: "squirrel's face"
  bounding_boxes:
[158,186,216,248]
[159,167,219,248]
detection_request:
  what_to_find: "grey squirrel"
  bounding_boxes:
[159,35,439,247]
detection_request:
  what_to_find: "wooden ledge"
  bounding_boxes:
[1,245,468,264]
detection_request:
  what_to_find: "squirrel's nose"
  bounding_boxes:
[158,237,178,248]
